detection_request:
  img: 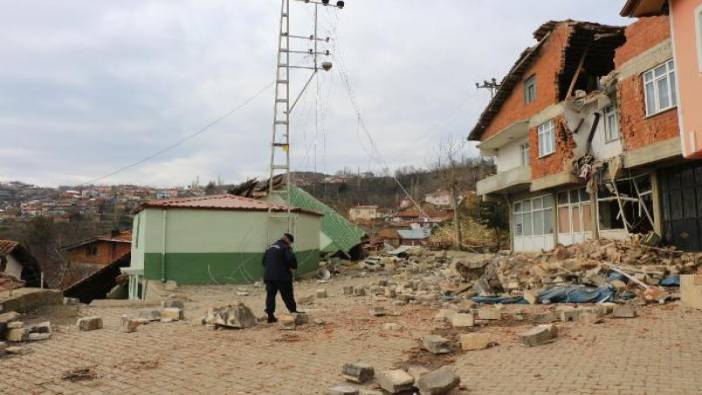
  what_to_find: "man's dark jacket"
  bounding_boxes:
[262,239,298,281]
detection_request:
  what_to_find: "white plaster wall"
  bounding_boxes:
[564,102,623,162]
[4,254,23,279]
[494,137,530,173]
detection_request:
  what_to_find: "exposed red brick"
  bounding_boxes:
[530,116,576,179]
[614,16,671,68]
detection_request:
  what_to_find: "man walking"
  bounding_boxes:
[262,233,299,323]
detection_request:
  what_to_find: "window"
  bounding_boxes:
[557,187,592,234]
[604,105,620,142]
[86,245,98,256]
[513,195,554,237]
[537,120,556,157]
[520,143,530,166]
[524,76,537,104]
[643,59,677,116]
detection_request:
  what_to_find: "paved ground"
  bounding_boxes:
[2,272,702,394]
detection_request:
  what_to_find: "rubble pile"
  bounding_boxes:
[428,217,497,251]
[456,238,701,304]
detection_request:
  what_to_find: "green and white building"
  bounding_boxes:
[124,194,322,299]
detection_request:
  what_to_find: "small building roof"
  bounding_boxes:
[0,240,20,255]
[620,0,667,17]
[62,230,132,251]
[139,194,322,216]
[397,228,432,240]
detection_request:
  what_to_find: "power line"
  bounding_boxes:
[80,81,274,186]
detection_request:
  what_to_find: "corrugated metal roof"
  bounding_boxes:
[275,187,366,254]
[140,194,321,216]
[397,228,432,240]
[0,240,19,255]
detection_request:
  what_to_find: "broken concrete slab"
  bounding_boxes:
[77,316,103,332]
[459,333,492,351]
[342,362,374,383]
[422,335,451,354]
[613,305,636,318]
[377,369,414,394]
[327,384,359,395]
[518,324,557,347]
[201,303,257,329]
[416,366,460,395]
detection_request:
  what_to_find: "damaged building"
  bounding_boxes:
[470,16,698,251]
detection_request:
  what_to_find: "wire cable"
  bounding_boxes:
[80,81,275,185]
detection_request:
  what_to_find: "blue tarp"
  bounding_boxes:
[472,295,528,305]
[607,272,628,282]
[660,275,680,287]
[538,285,615,304]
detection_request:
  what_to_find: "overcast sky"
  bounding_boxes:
[0,1,631,187]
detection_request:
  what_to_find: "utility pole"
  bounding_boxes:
[268,0,344,233]
[475,78,501,98]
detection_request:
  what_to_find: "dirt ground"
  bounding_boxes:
[2,269,702,394]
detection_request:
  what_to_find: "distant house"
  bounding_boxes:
[61,230,132,290]
[375,228,401,247]
[424,190,453,207]
[0,240,42,287]
[349,205,380,223]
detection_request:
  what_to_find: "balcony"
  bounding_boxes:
[477,166,532,196]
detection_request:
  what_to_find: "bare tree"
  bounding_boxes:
[433,138,467,250]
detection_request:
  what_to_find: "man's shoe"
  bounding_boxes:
[267,315,278,323]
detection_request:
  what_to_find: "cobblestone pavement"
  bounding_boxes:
[2,273,702,394]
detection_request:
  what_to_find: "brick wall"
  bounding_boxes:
[67,240,131,266]
[482,23,571,140]
[530,116,576,179]
[614,16,679,151]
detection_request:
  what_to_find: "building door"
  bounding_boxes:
[660,163,702,251]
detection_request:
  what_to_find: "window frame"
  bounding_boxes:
[524,75,537,104]
[513,194,554,237]
[519,143,530,166]
[603,105,620,142]
[557,187,592,235]
[643,59,677,116]
[537,120,556,158]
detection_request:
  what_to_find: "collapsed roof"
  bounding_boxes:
[468,20,625,142]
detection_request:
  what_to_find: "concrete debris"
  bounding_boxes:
[138,309,162,322]
[160,307,184,322]
[5,327,28,342]
[343,286,355,295]
[416,365,461,395]
[201,303,257,329]
[121,315,142,333]
[316,289,328,298]
[161,298,185,310]
[518,324,557,347]
[460,333,492,351]
[279,314,296,330]
[342,362,374,383]
[5,345,26,355]
[407,365,430,381]
[450,313,475,328]
[422,335,452,354]
[377,369,415,394]
[382,323,402,331]
[77,316,104,332]
[327,384,359,395]
[477,308,501,321]
[353,288,366,297]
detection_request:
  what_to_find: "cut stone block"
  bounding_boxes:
[434,309,456,322]
[613,305,636,318]
[316,289,328,298]
[7,321,24,330]
[518,324,557,346]
[327,384,359,395]
[477,308,501,320]
[77,316,103,332]
[416,366,460,395]
[533,311,558,324]
[459,333,491,351]
[138,309,162,322]
[342,362,374,383]
[422,335,451,354]
[5,328,28,342]
[160,307,184,321]
[161,298,185,310]
[579,311,604,325]
[28,332,51,341]
[450,313,474,328]
[377,369,414,394]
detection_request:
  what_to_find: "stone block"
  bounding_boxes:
[416,366,460,395]
[6,328,28,342]
[359,390,383,395]
[384,287,397,298]
[613,305,636,318]
[377,369,414,394]
[121,315,141,333]
[407,365,430,381]
[422,335,451,354]
[279,314,296,330]
[316,289,328,298]
[353,288,366,297]
[579,311,604,325]
[369,306,386,317]
[293,312,309,325]
[0,341,6,355]
[161,298,185,310]
[343,286,355,296]
[450,313,474,328]
[533,311,558,324]
[327,384,358,395]
[5,346,26,355]
[382,323,402,331]
[477,308,501,320]
[434,309,456,322]
[77,316,103,331]
[138,309,162,322]
[7,321,24,330]
[518,324,557,346]
[28,332,51,341]
[460,333,492,351]
[342,362,374,383]
[560,309,581,322]
[681,275,702,309]
[160,307,184,321]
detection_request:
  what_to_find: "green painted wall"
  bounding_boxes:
[129,207,322,284]
[142,249,319,284]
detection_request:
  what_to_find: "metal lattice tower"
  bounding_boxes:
[268,0,344,233]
